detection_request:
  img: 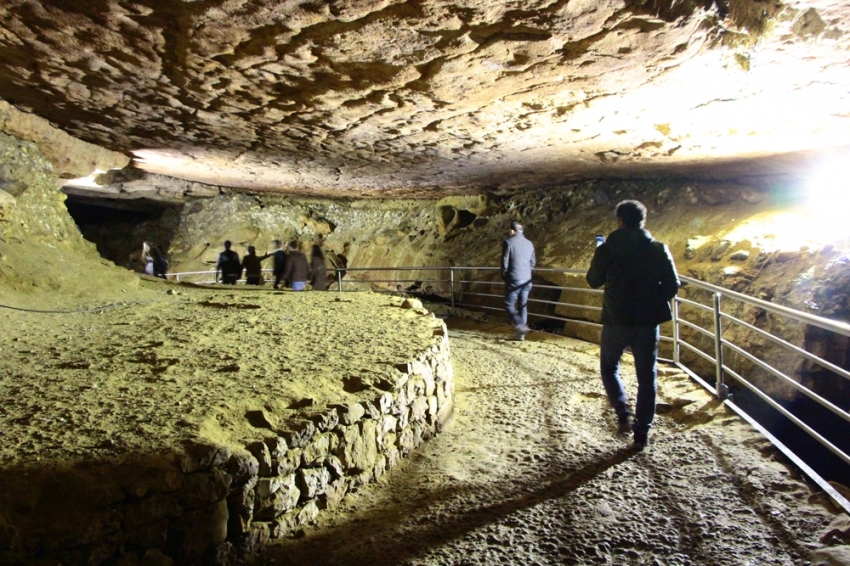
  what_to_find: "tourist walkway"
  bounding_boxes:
[260,320,843,566]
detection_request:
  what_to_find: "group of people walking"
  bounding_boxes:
[216,239,328,290]
[145,200,677,451]
[502,200,680,451]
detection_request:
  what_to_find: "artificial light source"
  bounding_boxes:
[805,159,850,221]
[719,155,850,253]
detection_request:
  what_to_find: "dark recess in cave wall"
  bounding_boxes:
[64,195,182,271]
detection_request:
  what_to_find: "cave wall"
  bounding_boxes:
[0,130,138,308]
[115,176,849,411]
[0,99,128,180]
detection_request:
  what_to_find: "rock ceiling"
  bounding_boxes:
[1,0,849,197]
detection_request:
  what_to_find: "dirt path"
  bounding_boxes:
[260,319,842,566]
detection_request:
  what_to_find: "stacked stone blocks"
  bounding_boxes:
[0,321,454,566]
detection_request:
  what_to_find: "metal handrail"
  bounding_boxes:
[165,263,850,513]
[680,275,850,339]
[721,311,850,383]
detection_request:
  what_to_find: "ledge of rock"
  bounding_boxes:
[0,100,129,180]
[0,289,453,565]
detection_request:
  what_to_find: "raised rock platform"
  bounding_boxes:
[0,288,453,565]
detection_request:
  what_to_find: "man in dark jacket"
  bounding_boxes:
[586,200,679,450]
[241,246,264,285]
[265,239,287,289]
[501,221,536,341]
[215,240,241,284]
[282,241,309,291]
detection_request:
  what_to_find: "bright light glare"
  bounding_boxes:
[63,169,107,188]
[722,212,824,253]
[805,161,850,224]
[723,159,850,253]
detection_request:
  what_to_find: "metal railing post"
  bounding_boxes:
[337,269,343,293]
[671,298,680,364]
[713,292,729,399]
[450,268,455,309]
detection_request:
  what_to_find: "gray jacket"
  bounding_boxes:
[501,232,536,284]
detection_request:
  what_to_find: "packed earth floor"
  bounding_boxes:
[261,319,846,566]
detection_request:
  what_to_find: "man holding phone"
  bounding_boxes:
[586,201,680,450]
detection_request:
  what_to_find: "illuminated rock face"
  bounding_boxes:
[0,0,848,196]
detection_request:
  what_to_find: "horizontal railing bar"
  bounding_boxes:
[532,267,587,274]
[675,296,714,313]
[535,315,601,328]
[557,286,605,295]
[527,297,600,310]
[455,281,605,297]
[451,302,602,329]
[457,280,500,286]
[721,311,850,384]
[723,366,850,467]
[677,318,715,339]
[549,301,603,312]
[679,340,717,365]
[454,291,603,313]
[722,398,850,515]
[721,340,850,424]
[344,279,446,285]
[337,266,454,272]
[674,361,720,395]
[681,275,850,339]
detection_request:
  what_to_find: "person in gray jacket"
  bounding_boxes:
[501,221,536,340]
[586,200,680,450]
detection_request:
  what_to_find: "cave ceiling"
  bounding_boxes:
[1,0,849,198]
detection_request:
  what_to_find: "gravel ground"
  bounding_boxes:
[260,319,844,566]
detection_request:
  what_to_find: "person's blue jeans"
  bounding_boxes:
[600,324,660,432]
[504,280,532,328]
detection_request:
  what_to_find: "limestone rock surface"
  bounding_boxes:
[0,0,848,196]
[0,100,128,179]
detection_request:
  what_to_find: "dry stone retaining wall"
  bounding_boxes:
[1,312,453,566]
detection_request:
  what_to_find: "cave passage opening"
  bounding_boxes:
[63,193,182,271]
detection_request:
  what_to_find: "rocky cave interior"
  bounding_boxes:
[1,0,850,564]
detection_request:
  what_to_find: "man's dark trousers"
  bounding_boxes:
[504,280,532,328]
[600,324,659,432]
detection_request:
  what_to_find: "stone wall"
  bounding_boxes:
[0,299,454,565]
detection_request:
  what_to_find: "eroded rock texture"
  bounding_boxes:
[1,0,848,195]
